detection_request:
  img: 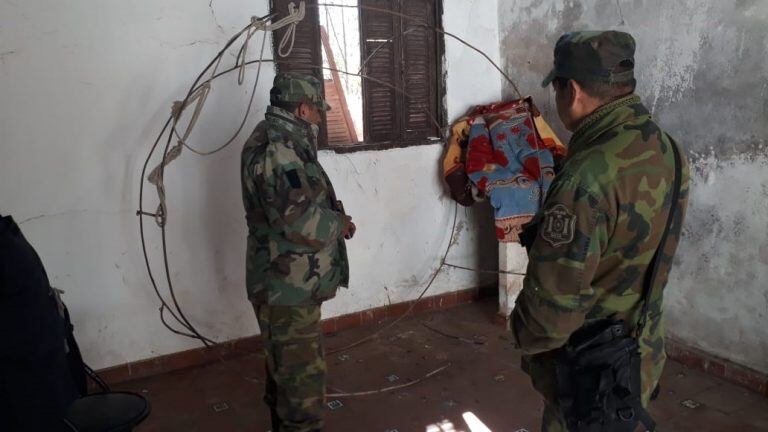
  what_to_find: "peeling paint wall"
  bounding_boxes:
[498,0,768,373]
[0,0,502,369]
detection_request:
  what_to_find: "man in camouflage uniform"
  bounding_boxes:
[241,72,355,432]
[510,31,690,431]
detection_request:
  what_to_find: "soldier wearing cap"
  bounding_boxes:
[241,72,355,432]
[511,31,690,430]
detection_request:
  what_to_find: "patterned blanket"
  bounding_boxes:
[443,98,565,243]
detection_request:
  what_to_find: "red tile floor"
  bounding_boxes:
[116,299,768,431]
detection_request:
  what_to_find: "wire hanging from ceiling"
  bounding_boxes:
[137,1,528,352]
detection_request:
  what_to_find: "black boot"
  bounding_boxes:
[269,407,281,432]
[650,383,661,401]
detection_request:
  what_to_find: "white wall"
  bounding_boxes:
[0,0,503,369]
[497,0,768,374]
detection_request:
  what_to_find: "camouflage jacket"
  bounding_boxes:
[241,106,349,306]
[510,95,690,403]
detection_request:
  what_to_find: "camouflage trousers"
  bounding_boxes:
[254,304,326,432]
[542,402,568,431]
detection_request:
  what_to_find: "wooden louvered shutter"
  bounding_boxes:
[271,0,322,77]
[270,0,328,146]
[400,0,439,141]
[360,0,400,143]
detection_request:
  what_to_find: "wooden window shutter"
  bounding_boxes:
[360,0,400,143]
[269,0,328,146]
[400,0,439,141]
[270,0,322,77]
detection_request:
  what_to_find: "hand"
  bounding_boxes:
[341,215,356,240]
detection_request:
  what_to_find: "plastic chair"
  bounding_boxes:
[62,391,150,432]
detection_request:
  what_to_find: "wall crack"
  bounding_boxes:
[615,0,626,26]
[208,0,226,34]
[0,50,17,64]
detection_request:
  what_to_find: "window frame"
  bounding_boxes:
[270,0,446,153]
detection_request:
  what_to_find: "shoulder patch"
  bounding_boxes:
[285,169,302,189]
[541,204,576,247]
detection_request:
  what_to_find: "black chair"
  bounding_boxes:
[62,392,150,432]
[1,215,151,432]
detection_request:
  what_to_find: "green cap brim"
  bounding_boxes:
[541,68,557,88]
[318,100,331,112]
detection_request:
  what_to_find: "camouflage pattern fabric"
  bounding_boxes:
[255,304,325,432]
[542,402,568,432]
[542,31,637,87]
[511,95,690,421]
[272,72,331,111]
[241,105,349,306]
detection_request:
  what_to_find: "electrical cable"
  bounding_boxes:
[443,262,526,276]
[145,57,526,352]
[176,14,298,156]
[357,28,416,75]
[138,116,203,340]
[325,363,450,398]
[178,31,268,157]
[139,22,254,343]
[141,57,451,345]
[138,11,306,346]
[84,363,110,393]
[421,322,485,346]
[133,4,549,400]
[159,128,216,346]
[138,3,530,354]
[326,201,459,355]
[315,2,523,99]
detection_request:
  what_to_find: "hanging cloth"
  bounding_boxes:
[443,98,565,243]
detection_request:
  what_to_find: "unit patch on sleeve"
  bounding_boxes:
[285,169,302,189]
[541,203,576,247]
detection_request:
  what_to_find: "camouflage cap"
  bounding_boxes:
[272,72,331,111]
[541,31,636,87]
